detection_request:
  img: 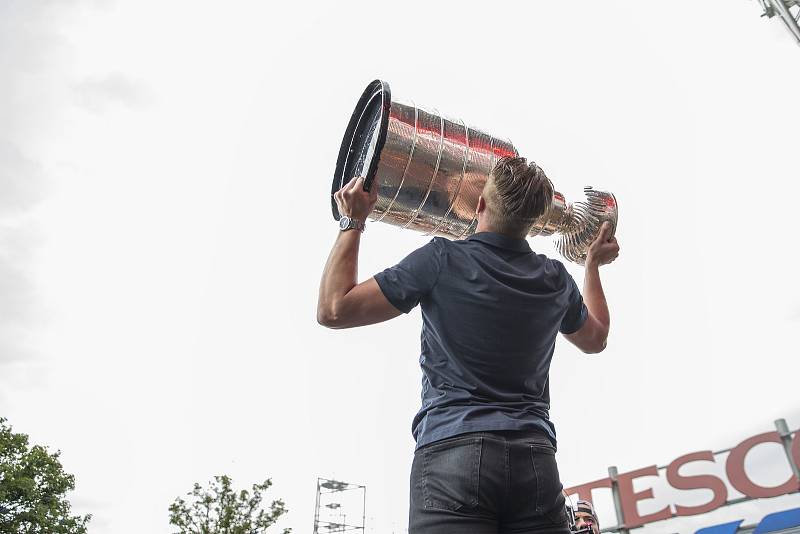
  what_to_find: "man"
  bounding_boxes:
[572,500,601,534]
[317,156,620,533]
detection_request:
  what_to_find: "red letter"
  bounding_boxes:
[564,477,612,504]
[793,431,800,475]
[726,431,798,498]
[666,450,728,516]
[617,465,672,528]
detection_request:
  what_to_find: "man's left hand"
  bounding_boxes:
[334,176,378,221]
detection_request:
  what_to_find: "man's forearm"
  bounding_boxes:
[564,222,617,353]
[317,230,361,324]
[583,261,610,336]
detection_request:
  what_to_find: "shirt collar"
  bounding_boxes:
[467,232,532,253]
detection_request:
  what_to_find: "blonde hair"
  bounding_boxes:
[484,156,554,237]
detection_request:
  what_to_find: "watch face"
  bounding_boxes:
[339,216,351,230]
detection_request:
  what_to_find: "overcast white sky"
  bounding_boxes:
[1,1,799,533]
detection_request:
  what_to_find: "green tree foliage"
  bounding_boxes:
[169,475,291,534]
[0,417,90,534]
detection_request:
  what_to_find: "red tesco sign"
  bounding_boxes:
[565,431,800,529]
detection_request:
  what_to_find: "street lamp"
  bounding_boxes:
[313,478,366,534]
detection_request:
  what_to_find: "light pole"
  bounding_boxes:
[758,0,800,45]
[313,478,366,534]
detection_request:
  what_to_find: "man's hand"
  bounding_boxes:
[334,176,378,221]
[585,222,620,268]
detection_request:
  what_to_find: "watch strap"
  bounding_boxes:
[351,218,366,232]
[339,216,366,232]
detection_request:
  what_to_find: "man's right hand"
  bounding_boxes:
[585,222,620,268]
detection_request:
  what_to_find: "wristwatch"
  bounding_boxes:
[338,215,365,233]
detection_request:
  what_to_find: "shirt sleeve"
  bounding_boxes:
[373,238,443,314]
[559,268,589,334]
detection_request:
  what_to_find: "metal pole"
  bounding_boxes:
[362,485,367,532]
[767,0,800,45]
[608,466,630,534]
[774,419,800,485]
[314,478,321,534]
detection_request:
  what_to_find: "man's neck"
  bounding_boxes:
[474,222,526,240]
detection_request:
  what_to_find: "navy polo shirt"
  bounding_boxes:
[374,232,588,449]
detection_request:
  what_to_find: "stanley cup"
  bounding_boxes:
[331,80,618,265]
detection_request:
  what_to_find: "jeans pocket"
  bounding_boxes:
[422,436,483,511]
[530,443,562,514]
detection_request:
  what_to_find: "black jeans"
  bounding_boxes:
[409,431,570,534]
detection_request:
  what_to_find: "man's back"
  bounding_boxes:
[375,231,587,448]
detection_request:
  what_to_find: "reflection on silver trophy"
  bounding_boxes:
[331,80,618,265]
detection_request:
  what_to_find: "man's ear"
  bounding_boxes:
[477,195,486,214]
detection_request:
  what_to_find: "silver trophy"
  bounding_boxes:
[331,80,618,265]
